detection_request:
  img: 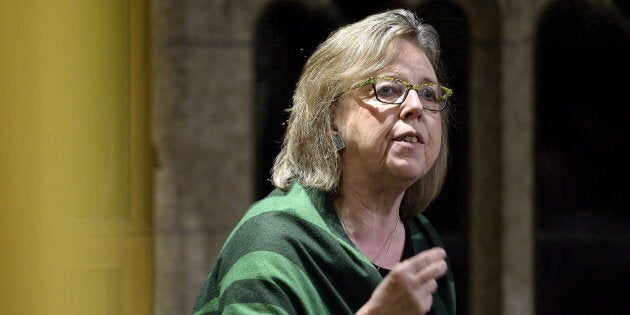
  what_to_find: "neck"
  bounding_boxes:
[334,182,406,269]
[334,181,404,226]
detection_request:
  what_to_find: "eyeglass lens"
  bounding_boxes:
[373,78,445,110]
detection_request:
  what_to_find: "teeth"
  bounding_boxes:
[404,136,418,143]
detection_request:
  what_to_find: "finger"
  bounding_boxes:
[415,259,448,284]
[411,282,435,314]
[405,247,446,272]
[418,293,434,314]
[423,279,438,293]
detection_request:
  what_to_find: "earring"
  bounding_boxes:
[333,133,345,151]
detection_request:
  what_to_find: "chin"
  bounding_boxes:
[391,167,425,182]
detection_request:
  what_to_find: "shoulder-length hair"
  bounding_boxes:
[271,8,450,219]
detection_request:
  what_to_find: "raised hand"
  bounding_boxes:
[357,247,448,315]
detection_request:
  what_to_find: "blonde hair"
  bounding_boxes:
[271,8,450,218]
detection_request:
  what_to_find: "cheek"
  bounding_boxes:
[429,119,443,155]
[343,109,391,136]
[352,116,395,147]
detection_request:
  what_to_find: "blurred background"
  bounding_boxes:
[1,0,628,314]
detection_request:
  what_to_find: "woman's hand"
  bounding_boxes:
[357,247,448,315]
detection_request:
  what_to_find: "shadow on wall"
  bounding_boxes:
[535,1,630,314]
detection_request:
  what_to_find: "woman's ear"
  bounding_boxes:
[330,103,342,132]
[331,120,339,132]
[330,104,345,151]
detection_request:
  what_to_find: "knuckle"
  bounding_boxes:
[388,267,408,283]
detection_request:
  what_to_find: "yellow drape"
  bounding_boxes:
[0,1,153,314]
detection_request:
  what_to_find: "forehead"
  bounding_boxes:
[376,40,437,83]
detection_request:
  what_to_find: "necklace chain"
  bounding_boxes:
[377,218,400,270]
[341,217,401,270]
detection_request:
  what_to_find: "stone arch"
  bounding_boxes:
[254,1,339,198]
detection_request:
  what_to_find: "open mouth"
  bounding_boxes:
[403,136,418,143]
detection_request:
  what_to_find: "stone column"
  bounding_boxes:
[500,1,537,314]
[467,0,537,314]
[151,1,271,314]
[465,0,503,314]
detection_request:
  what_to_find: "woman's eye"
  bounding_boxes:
[419,87,438,101]
[375,83,403,96]
[376,85,396,95]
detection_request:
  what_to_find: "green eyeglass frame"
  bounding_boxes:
[350,76,453,112]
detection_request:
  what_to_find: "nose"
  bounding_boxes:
[399,89,424,120]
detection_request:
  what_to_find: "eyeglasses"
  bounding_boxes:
[350,76,453,112]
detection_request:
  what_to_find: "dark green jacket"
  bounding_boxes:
[193,182,456,315]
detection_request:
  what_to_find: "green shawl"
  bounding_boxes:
[192,182,456,315]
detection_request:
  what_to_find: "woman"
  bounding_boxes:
[193,8,456,315]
